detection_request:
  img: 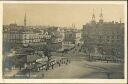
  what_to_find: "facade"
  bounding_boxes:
[3,25,48,50]
[3,24,24,52]
[44,26,64,51]
[82,11,124,59]
[63,28,78,44]
[61,28,83,50]
[75,30,82,44]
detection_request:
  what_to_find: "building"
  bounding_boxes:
[82,9,124,58]
[3,14,64,70]
[63,28,78,44]
[3,24,24,52]
[44,26,64,51]
[75,30,82,44]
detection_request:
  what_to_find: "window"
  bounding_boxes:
[107,36,109,38]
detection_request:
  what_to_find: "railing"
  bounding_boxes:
[27,58,71,72]
[86,55,123,63]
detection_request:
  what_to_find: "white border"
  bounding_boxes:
[0,1,127,83]
[2,1,127,4]
[0,1,3,83]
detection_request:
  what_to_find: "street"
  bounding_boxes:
[30,60,123,79]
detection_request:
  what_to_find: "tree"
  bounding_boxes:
[86,45,95,61]
[61,49,69,56]
[43,44,52,70]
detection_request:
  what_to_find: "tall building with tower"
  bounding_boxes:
[24,13,27,27]
[92,8,96,22]
[82,9,124,59]
[99,8,103,23]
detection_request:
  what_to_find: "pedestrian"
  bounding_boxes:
[64,61,65,64]
[65,61,68,65]
[51,64,54,69]
[58,62,61,67]
[61,59,63,64]
[60,60,62,63]
[67,59,68,62]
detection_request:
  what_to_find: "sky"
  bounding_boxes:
[3,3,125,29]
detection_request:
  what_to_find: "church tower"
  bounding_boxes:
[91,8,96,24]
[99,8,104,23]
[92,8,95,22]
[24,12,27,27]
